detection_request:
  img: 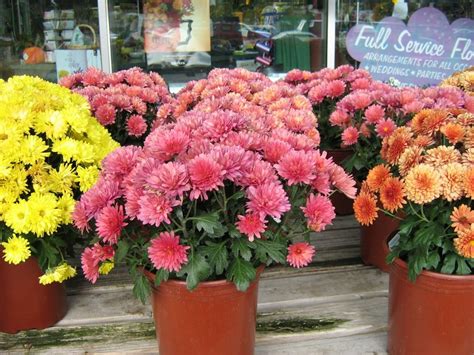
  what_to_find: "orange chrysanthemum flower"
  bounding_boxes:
[454,225,474,259]
[462,148,474,165]
[440,163,466,201]
[465,167,474,199]
[424,146,461,168]
[398,146,424,176]
[380,177,406,212]
[465,127,474,150]
[404,164,442,204]
[366,164,392,192]
[441,123,464,144]
[457,112,474,126]
[451,204,474,233]
[353,192,378,226]
[412,109,449,135]
[381,127,413,164]
[413,134,435,148]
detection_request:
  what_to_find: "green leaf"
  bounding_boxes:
[191,212,224,236]
[115,240,129,264]
[455,259,471,275]
[253,239,286,264]
[426,252,440,269]
[231,238,253,261]
[440,253,457,274]
[177,253,211,290]
[202,241,229,275]
[154,269,170,287]
[132,274,151,304]
[227,257,256,291]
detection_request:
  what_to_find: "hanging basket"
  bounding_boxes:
[67,24,98,50]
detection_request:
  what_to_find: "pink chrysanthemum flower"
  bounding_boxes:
[236,214,267,241]
[287,242,315,268]
[311,172,331,195]
[329,110,350,127]
[376,118,396,138]
[146,161,191,198]
[341,126,359,146]
[137,193,177,226]
[126,115,148,137]
[148,231,190,272]
[239,159,278,187]
[351,92,372,110]
[351,78,371,90]
[301,194,335,232]
[308,85,327,104]
[102,146,143,179]
[283,109,316,132]
[263,139,292,163]
[80,179,121,218]
[73,200,91,232]
[246,182,291,220]
[326,80,346,97]
[81,243,115,283]
[95,104,116,126]
[96,205,127,245]
[275,150,316,185]
[187,154,225,200]
[364,105,385,124]
[145,129,190,161]
[330,165,357,199]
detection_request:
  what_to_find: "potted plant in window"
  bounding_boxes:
[0,76,118,333]
[353,108,474,354]
[60,67,174,146]
[74,71,356,355]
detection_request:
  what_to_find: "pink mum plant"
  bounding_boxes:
[60,67,174,145]
[74,70,356,301]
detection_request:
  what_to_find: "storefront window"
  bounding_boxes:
[109,0,327,85]
[0,1,100,82]
[336,0,473,67]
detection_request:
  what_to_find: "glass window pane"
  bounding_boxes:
[0,1,101,82]
[109,0,327,85]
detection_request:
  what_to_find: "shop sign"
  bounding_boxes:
[346,7,474,86]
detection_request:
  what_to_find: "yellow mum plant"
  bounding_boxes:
[354,108,473,280]
[0,76,119,284]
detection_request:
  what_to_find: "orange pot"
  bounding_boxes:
[147,266,264,355]
[0,254,68,334]
[388,258,474,355]
[326,149,354,216]
[360,212,399,273]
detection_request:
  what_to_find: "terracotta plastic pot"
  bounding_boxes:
[326,149,354,216]
[360,212,399,272]
[0,253,68,334]
[147,266,264,355]
[388,258,474,355]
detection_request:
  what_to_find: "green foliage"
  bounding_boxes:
[227,257,256,291]
[177,252,211,290]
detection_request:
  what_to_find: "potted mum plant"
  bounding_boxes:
[74,71,356,355]
[60,67,174,145]
[353,108,474,354]
[0,76,118,333]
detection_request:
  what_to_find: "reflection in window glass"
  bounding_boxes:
[109,0,327,85]
[0,1,100,82]
[336,0,473,67]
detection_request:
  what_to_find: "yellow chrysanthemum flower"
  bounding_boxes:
[52,137,80,161]
[99,260,115,275]
[57,194,76,224]
[27,193,62,237]
[39,262,77,285]
[21,135,50,165]
[48,163,77,195]
[404,164,442,204]
[4,200,31,234]
[35,110,69,140]
[1,235,31,265]
[76,165,100,192]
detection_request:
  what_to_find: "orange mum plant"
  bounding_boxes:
[354,108,474,280]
